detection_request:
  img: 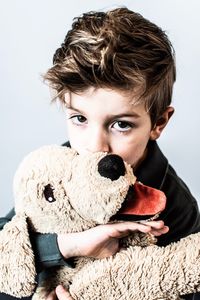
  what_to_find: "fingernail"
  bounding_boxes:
[56,285,65,294]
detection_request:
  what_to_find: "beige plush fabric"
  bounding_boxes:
[0,214,36,297]
[0,145,199,299]
[69,232,200,300]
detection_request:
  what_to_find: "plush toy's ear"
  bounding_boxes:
[0,213,36,297]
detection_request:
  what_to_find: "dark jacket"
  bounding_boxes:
[135,140,200,246]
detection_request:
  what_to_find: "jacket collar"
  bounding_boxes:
[135,140,169,190]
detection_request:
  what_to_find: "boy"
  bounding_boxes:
[1,7,200,300]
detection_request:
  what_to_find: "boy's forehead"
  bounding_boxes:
[64,86,145,109]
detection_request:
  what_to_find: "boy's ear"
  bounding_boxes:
[150,106,174,140]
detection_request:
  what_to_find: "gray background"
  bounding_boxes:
[0,0,200,215]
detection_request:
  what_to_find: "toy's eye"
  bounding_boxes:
[43,184,56,203]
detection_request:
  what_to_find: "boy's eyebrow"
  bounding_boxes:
[108,112,140,119]
[66,105,141,118]
[66,105,87,116]
[66,105,82,112]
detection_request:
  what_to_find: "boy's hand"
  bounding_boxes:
[47,221,168,299]
[57,220,168,259]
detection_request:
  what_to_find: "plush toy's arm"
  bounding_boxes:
[69,233,200,300]
[0,213,36,297]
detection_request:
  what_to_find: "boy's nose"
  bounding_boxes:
[86,129,110,153]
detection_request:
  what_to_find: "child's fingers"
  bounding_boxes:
[150,226,169,236]
[107,221,152,238]
[139,220,165,229]
[56,285,74,300]
[46,290,57,300]
[107,220,168,238]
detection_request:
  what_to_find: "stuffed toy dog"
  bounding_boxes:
[0,145,199,300]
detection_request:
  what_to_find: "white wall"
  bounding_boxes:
[0,0,200,215]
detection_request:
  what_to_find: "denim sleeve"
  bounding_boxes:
[0,208,15,229]
[1,208,75,273]
[30,232,75,272]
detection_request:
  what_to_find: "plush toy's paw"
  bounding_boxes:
[120,231,157,248]
[69,233,200,300]
[0,213,36,297]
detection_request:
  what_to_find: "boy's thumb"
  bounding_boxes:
[56,285,74,300]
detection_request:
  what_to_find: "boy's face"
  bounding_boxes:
[65,87,162,170]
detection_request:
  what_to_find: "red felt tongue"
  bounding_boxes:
[119,182,166,216]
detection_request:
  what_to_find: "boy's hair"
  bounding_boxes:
[44,7,176,125]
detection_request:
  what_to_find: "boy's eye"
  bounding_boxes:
[112,121,132,132]
[69,115,87,125]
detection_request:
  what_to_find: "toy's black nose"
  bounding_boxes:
[98,154,126,181]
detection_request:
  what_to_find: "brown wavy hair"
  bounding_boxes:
[44,7,176,125]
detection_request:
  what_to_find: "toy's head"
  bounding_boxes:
[13,145,166,234]
[0,145,166,298]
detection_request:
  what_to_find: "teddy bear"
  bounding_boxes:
[0,145,199,300]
